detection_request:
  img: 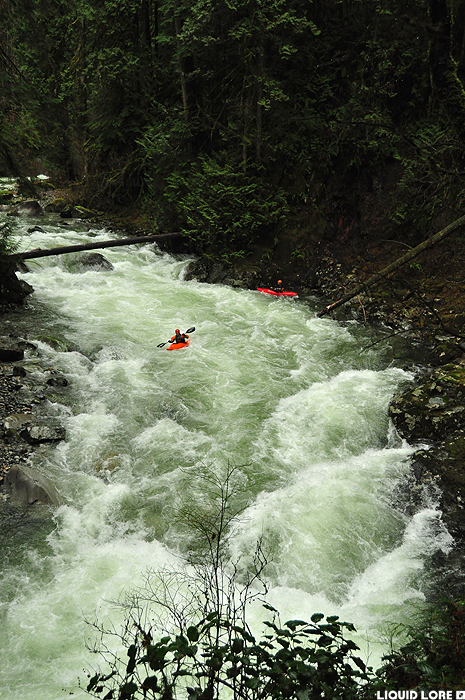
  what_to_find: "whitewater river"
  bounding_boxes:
[0,216,454,699]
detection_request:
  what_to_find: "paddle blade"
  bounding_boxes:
[185,327,195,333]
[157,341,167,348]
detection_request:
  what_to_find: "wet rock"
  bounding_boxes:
[185,258,261,289]
[185,259,229,284]
[0,260,34,305]
[7,200,44,217]
[389,362,465,539]
[3,465,61,506]
[20,422,65,444]
[407,436,465,539]
[60,205,96,219]
[44,197,68,213]
[73,252,114,271]
[46,373,68,387]
[3,412,33,434]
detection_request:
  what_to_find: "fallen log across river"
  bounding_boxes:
[8,231,183,261]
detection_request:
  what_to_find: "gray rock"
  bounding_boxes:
[20,422,66,443]
[7,200,44,217]
[3,465,61,506]
[389,364,465,442]
[73,252,114,271]
[0,261,34,305]
[46,374,68,387]
[3,413,33,432]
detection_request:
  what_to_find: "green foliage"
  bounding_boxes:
[373,601,465,691]
[390,122,465,233]
[164,155,289,257]
[0,219,18,257]
[85,608,369,700]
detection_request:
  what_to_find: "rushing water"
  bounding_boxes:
[0,215,454,699]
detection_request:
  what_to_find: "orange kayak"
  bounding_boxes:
[167,340,190,350]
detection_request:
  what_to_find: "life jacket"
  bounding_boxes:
[171,333,188,344]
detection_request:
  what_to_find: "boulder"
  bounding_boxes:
[60,205,96,219]
[7,200,44,217]
[389,362,465,540]
[44,197,67,213]
[74,252,114,271]
[46,373,68,387]
[3,465,61,506]
[3,413,33,433]
[0,260,34,305]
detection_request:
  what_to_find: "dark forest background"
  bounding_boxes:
[3,0,465,257]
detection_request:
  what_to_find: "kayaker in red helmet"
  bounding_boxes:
[273,280,284,293]
[171,328,189,344]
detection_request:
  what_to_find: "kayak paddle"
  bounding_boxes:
[157,327,195,348]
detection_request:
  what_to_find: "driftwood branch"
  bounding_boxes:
[316,214,465,317]
[8,232,183,261]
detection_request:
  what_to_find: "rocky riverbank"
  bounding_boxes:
[0,328,66,507]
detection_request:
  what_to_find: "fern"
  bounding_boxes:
[0,219,19,257]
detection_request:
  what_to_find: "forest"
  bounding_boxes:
[3,0,465,261]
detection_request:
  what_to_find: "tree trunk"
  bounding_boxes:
[173,1,189,124]
[428,0,465,143]
[256,41,264,163]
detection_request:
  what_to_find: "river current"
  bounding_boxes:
[0,216,454,699]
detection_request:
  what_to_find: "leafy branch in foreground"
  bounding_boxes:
[81,463,370,700]
[163,155,288,257]
[84,607,369,700]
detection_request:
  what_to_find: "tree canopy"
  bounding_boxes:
[3,0,465,252]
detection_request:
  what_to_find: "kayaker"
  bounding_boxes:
[272,280,284,293]
[171,329,189,344]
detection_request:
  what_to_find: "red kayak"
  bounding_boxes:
[257,288,298,297]
[167,340,190,350]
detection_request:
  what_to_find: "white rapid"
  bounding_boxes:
[0,216,453,699]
